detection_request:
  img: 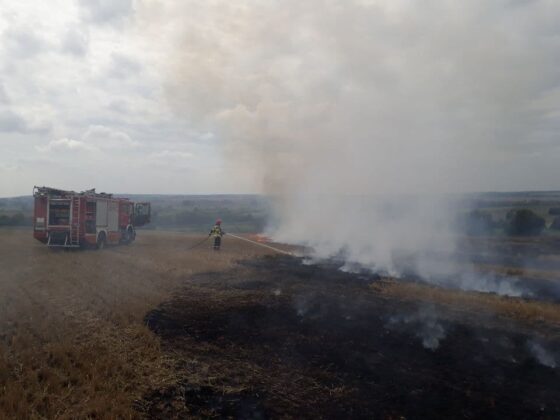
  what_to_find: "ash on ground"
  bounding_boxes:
[141,255,560,419]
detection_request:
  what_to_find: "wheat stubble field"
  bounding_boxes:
[0,229,276,418]
[0,229,559,418]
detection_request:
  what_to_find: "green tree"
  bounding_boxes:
[505,209,545,236]
[462,210,495,235]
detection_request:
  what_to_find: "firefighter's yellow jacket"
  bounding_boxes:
[209,225,224,237]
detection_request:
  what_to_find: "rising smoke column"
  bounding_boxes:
[153,0,560,276]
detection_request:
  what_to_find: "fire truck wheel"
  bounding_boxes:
[123,227,134,244]
[96,232,106,250]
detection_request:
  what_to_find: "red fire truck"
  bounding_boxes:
[33,186,151,249]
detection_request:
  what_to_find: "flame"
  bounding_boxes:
[247,234,271,243]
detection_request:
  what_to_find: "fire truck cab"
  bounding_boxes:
[33,186,150,249]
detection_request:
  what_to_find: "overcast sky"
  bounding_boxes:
[0,0,223,197]
[1,0,560,197]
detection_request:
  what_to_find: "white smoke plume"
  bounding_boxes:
[527,340,557,369]
[386,305,446,350]
[152,1,560,281]
[425,269,529,297]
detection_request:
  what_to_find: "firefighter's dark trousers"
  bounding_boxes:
[213,236,221,250]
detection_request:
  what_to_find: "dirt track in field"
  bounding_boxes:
[0,229,559,418]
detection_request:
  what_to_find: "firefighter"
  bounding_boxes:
[209,219,225,250]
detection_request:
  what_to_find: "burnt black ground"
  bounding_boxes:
[141,255,560,419]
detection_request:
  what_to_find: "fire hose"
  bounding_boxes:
[186,236,210,250]
[226,233,294,256]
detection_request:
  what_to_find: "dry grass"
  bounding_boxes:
[375,279,560,328]
[0,229,276,418]
[474,263,560,282]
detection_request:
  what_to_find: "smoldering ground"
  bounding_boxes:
[142,255,560,418]
[385,304,447,350]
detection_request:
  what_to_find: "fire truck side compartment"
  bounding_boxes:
[108,201,119,232]
[85,201,96,233]
[96,200,108,227]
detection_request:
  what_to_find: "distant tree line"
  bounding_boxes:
[505,209,546,236]
[0,212,31,226]
[150,208,267,232]
[460,208,560,236]
[459,210,499,236]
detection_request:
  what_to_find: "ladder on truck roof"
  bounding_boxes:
[70,196,80,247]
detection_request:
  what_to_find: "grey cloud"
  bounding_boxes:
[81,124,138,149]
[108,53,143,79]
[61,27,89,56]
[36,125,137,156]
[36,138,94,153]
[3,28,47,59]
[0,108,49,134]
[147,149,195,172]
[106,99,130,114]
[78,0,134,25]
[0,102,52,134]
[0,84,9,105]
[0,111,27,133]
